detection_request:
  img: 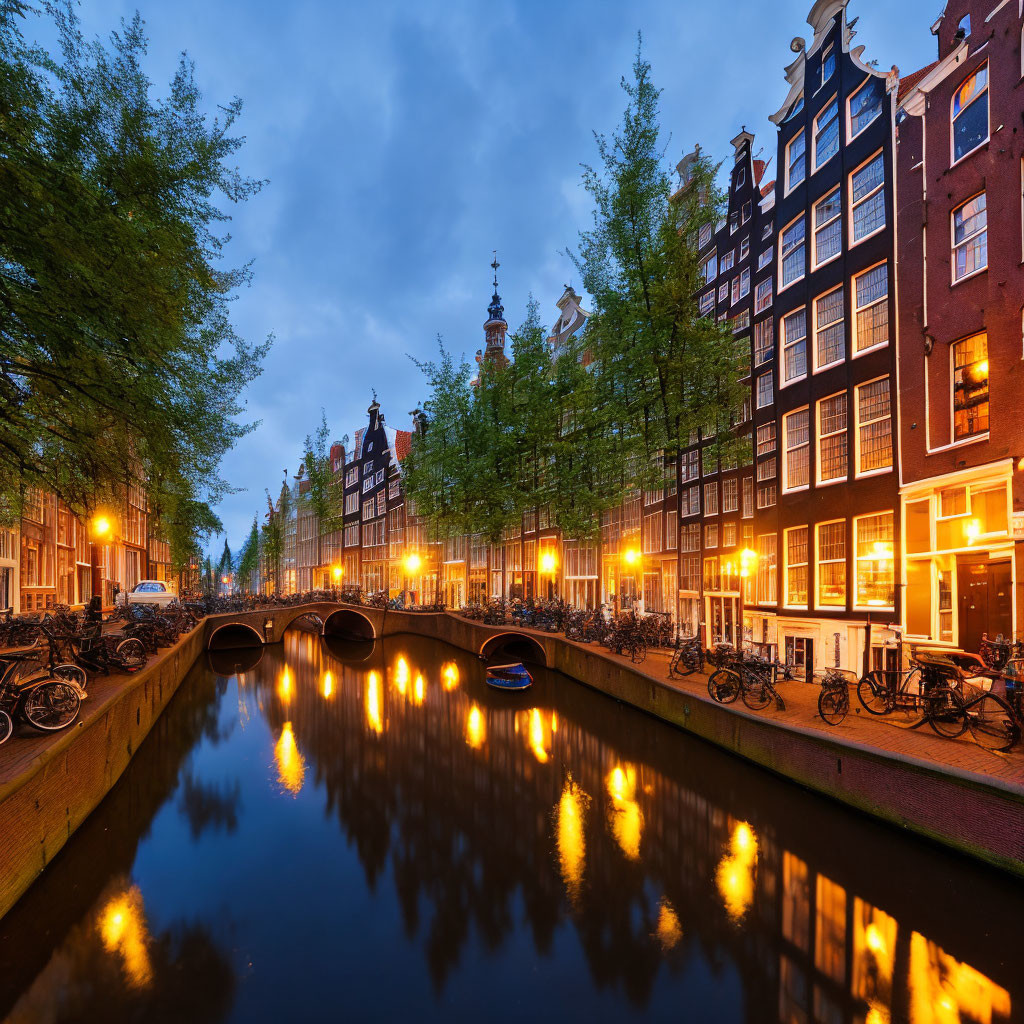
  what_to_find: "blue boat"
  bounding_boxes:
[485,662,533,691]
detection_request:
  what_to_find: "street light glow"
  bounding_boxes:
[540,551,557,574]
[92,515,111,538]
[622,547,641,566]
[332,565,343,580]
[403,552,422,574]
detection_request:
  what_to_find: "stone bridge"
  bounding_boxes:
[202,602,552,666]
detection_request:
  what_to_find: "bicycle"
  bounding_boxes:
[707,653,786,711]
[856,625,928,727]
[668,632,704,678]
[0,648,82,742]
[817,632,853,726]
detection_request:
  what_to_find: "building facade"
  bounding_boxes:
[895,0,1024,652]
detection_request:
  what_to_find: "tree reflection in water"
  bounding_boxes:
[0,626,1019,1022]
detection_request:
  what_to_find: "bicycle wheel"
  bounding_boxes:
[52,663,88,693]
[708,669,740,704]
[116,637,148,670]
[21,681,81,731]
[742,678,772,711]
[856,673,890,715]
[818,687,848,725]
[630,639,647,664]
[0,709,11,745]
[926,686,969,739]
[682,649,703,675]
[966,691,1020,752]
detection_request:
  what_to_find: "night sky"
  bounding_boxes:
[27,0,940,552]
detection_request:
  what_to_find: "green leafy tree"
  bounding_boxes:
[0,3,269,557]
[236,516,260,592]
[302,411,347,581]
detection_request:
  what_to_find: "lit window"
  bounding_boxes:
[783,408,810,490]
[756,457,776,481]
[756,371,773,409]
[952,333,989,439]
[848,77,884,139]
[780,217,806,288]
[814,286,845,368]
[755,278,772,314]
[782,308,807,382]
[855,378,892,473]
[757,483,777,509]
[850,153,885,242]
[854,512,894,607]
[786,130,806,192]
[817,393,848,483]
[785,527,809,606]
[952,64,988,162]
[817,521,846,606]
[813,96,839,169]
[952,193,987,281]
[852,264,888,352]
[722,521,737,548]
[754,317,774,366]
[756,533,777,604]
[756,422,776,455]
[813,188,842,267]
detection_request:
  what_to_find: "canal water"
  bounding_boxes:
[0,628,1020,1023]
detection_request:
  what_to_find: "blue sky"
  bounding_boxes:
[37,0,939,553]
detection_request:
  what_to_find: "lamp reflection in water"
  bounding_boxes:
[655,899,682,951]
[394,656,409,696]
[853,899,897,1020]
[275,722,306,795]
[908,930,1010,1024]
[413,673,425,706]
[441,661,459,691]
[322,671,333,699]
[556,774,589,905]
[605,764,642,860]
[99,885,153,988]
[277,667,292,706]
[365,671,383,735]
[716,820,758,922]
[526,708,550,763]
[465,704,485,749]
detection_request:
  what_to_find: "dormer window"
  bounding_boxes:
[819,45,835,90]
[786,130,806,193]
[736,166,746,188]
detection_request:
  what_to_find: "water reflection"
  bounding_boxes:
[0,627,1019,1022]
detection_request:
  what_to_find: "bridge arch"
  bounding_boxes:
[322,607,376,641]
[209,621,264,650]
[282,610,325,634]
[479,631,547,667]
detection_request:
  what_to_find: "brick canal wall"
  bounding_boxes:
[0,624,204,921]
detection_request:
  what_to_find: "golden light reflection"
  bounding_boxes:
[853,898,898,1021]
[99,886,152,988]
[908,931,1010,1024]
[716,820,758,923]
[655,900,682,951]
[528,709,550,763]
[365,671,383,734]
[395,656,409,696]
[551,712,557,733]
[441,661,459,691]
[274,722,306,795]
[556,775,588,904]
[606,764,643,860]
[277,667,292,705]
[322,671,333,699]
[413,673,425,706]
[466,704,485,749]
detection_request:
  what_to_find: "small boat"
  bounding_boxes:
[485,662,533,691]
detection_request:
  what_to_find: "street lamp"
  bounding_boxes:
[403,552,421,607]
[89,514,112,607]
[620,547,642,613]
[539,549,557,600]
[331,564,343,599]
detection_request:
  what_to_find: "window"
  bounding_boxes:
[722,250,736,272]
[757,484,777,509]
[813,188,841,267]
[848,76,884,139]
[731,309,750,334]
[762,221,773,241]
[376,490,386,516]
[952,193,987,281]
[739,236,750,260]
[731,276,740,305]
[850,153,885,242]
[854,512,894,607]
[686,485,700,516]
[786,130,806,192]
[780,217,806,288]
[785,527,809,606]
[817,393,848,483]
[756,371,774,409]
[730,211,740,234]
[681,523,700,552]
[757,457,776,481]
[756,422,776,455]
[699,222,713,249]
[855,377,892,473]
[742,200,752,223]
[756,534,777,604]
[952,64,988,162]
[783,409,810,490]
[700,290,715,316]
[345,466,359,488]
[758,247,773,271]
[344,492,359,515]
[362,475,374,493]
[732,268,750,303]
[814,286,845,369]
[782,309,807,383]
[817,521,846,606]
[682,449,699,482]
[362,500,374,521]
[813,96,839,169]
[723,478,739,513]
[952,333,989,439]
[701,251,717,284]
[705,524,719,549]
[720,522,736,549]
[754,317,774,366]
[375,469,385,485]
[718,282,729,303]
[736,165,746,188]
[853,263,888,353]
[755,278,772,314]
[704,482,719,515]
[742,477,754,518]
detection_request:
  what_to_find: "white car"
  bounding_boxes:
[118,580,176,608]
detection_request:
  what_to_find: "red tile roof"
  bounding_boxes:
[898,62,938,100]
[393,429,412,462]
[753,159,767,184]
[760,179,775,198]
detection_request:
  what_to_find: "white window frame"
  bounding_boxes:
[849,150,886,247]
[853,375,893,478]
[782,406,810,493]
[783,525,809,608]
[815,391,848,486]
[847,75,884,143]
[819,45,835,91]
[756,371,773,409]
[812,284,845,372]
[812,94,840,172]
[950,62,990,167]
[815,519,847,610]
[951,191,988,284]
[718,282,729,303]
[853,511,895,611]
[785,129,806,194]
[779,214,806,292]
[739,235,750,261]
[851,261,889,357]
[754,277,772,314]
[758,247,773,271]
[738,267,750,299]
[812,187,842,270]
[721,249,735,272]
[781,307,808,386]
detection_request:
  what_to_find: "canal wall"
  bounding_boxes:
[0,624,204,921]
[371,610,1024,877]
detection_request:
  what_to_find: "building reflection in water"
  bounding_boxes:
[99,885,152,988]
[274,721,305,795]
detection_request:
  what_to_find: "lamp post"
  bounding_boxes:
[738,547,758,653]
[539,550,557,601]
[89,514,111,606]
[403,552,421,608]
[621,546,642,615]
[332,564,343,600]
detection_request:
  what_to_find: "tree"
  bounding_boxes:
[0,3,269,553]
[236,517,260,592]
[571,41,749,502]
[260,480,289,593]
[302,411,347,583]
[217,539,232,581]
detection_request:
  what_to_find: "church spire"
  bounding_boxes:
[483,250,508,360]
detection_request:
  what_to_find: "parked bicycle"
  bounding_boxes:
[0,647,82,743]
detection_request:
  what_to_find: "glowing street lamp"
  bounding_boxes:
[622,547,641,567]
[89,514,112,607]
[91,515,111,539]
[403,552,422,574]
